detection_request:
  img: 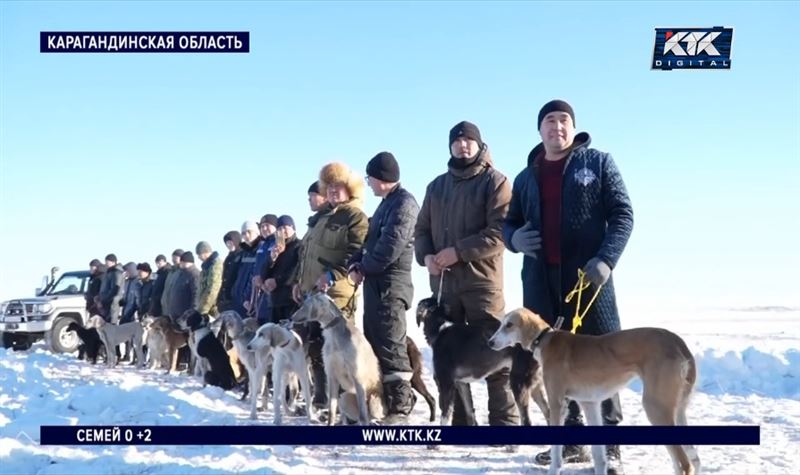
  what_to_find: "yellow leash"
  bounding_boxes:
[564,268,603,334]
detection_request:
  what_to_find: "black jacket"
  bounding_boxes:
[139,278,154,317]
[98,264,124,308]
[351,184,419,310]
[264,235,301,308]
[85,266,105,313]
[149,264,172,316]
[219,248,241,305]
[167,266,200,319]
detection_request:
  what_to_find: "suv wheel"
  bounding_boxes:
[48,318,80,354]
[1,332,13,349]
[2,332,35,351]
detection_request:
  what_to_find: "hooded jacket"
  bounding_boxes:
[414,145,511,297]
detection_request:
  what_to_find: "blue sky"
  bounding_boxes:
[1,1,798,314]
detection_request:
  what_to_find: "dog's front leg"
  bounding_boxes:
[327,373,339,426]
[546,394,566,475]
[250,364,265,419]
[272,364,284,426]
[437,380,455,427]
[455,382,477,426]
[579,401,607,475]
[298,362,317,423]
[169,348,178,373]
[531,382,551,425]
[354,382,370,425]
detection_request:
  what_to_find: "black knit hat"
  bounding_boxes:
[136,262,152,273]
[277,215,295,229]
[308,181,321,194]
[180,251,195,263]
[105,253,118,263]
[223,231,241,246]
[537,99,575,130]
[155,254,167,263]
[260,214,278,227]
[171,248,184,258]
[366,151,400,183]
[449,121,482,146]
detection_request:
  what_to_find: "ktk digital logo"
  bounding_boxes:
[652,27,733,70]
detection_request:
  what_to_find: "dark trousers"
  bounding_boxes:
[547,264,623,426]
[270,304,298,324]
[362,279,413,378]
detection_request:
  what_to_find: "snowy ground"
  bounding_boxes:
[1,307,798,474]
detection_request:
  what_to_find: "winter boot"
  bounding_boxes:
[534,400,591,465]
[606,445,623,475]
[382,380,416,425]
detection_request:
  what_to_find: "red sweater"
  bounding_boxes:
[538,156,567,265]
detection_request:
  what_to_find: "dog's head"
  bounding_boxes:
[66,321,83,333]
[216,310,244,339]
[87,315,106,329]
[291,292,339,325]
[247,322,293,352]
[242,317,260,334]
[177,309,207,332]
[147,316,173,333]
[415,297,443,327]
[488,308,551,351]
[415,296,454,345]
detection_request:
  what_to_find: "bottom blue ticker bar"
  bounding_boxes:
[40,425,760,446]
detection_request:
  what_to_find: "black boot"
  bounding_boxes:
[382,380,416,425]
[534,400,591,465]
[606,445,623,475]
[534,444,592,465]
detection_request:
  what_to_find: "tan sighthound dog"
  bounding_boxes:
[488,308,700,475]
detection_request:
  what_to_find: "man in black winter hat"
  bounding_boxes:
[99,253,124,323]
[348,151,420,424]
[168,252,200,320]
[503,99,633,471]
[415,121,519,427]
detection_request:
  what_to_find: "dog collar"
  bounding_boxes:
[530,327,552,350]
[278,339,292,348]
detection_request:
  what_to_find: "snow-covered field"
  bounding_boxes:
[1,307,798,474]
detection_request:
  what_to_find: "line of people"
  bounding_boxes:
[80,99,633,468]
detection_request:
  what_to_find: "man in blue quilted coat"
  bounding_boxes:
[503,100,633,472]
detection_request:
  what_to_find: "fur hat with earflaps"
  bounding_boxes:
[318,161,365,209]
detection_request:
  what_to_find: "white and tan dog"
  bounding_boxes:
[248,322,317,425]
[88,315,145,369]
[144,316,188,372]
[292,293,385,425]
[488,308,700,475]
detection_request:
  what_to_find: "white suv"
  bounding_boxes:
[0,270,91,353]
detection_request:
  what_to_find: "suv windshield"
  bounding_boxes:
[47,274,87,296]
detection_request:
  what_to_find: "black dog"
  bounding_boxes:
[67,321,105,364]
[416,297,550,426]
[180,310,237,390]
